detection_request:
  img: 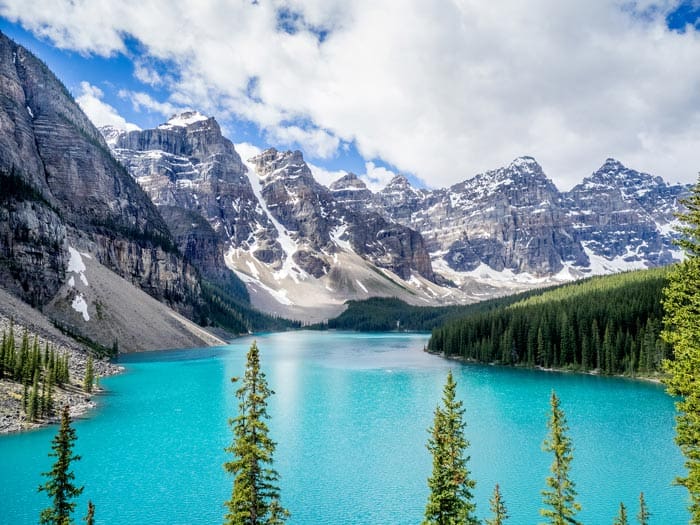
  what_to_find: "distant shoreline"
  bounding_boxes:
[428,349,666,385]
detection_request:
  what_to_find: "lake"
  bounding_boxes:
[0,331,688,524]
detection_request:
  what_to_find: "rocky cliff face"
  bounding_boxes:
[107,116,436,284]
[0,31,202,330]
[564,158,685,268]
[246,148,435,281]
[366,156,687,279]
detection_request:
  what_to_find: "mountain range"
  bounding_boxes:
[103,111,688,322]
[0,30,690,347]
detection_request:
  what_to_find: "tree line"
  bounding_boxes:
[1,322,97,423]
[315,292,546,332]
[428,268,670,376]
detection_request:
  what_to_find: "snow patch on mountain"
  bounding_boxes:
[239,151,307,283]
[67,247,89,286]
[158,111,209,129]
[71,294,90,321]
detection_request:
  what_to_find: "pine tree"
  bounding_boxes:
[29,369,40,422]
[0,330,6,379]
[223,341,289,525]
[423,370,478,525]
[540,391,581,525]
[614,502,629,525]
[662,175,700,524]
[38,405,84,524]
[637,492,650,525]
[45,374,54,417]
[83,500,95,525]
[83,356,94,393]
[486,483,508,525]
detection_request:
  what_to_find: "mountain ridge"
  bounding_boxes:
[101,110,689,321]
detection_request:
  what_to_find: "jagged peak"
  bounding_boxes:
[506,156,546,177]
[330,172,368,191]
[253,147,305,165]
[573,158,669,195]
[381,174,413,193]
[158,111,211,130]
[248,147,313,182]
[595,157,633,174]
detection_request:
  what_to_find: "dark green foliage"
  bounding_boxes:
[29,369,40,422]
[486,484,509,525]
[423,370,478,525]
[0,167,55,210]
[614,502,629,525]
[224,341,289,525]
[318,293,542,332]
[52,321,116,358]
[637,492,650,525]
[83,501,95,525]
[541,391,581,525]
[1,324,68,419]
[198,280,299,335]
[429,269,670,376]
[83,356,94,393]
[662,176,700,524]
[90,216,177,254]
[38,405,84,525]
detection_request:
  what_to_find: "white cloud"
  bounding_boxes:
[75,81,140,131]
[307,162,347,187]
[360,162,397,192]
[4,1,700,189]
[118,89,183,119]
[234,142,264,165]
[268,125,340,159]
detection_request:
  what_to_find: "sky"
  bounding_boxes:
[1,1,699,191]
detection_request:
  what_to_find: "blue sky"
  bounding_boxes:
[1,1,699,190]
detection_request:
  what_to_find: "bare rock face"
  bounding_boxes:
[0,31,200,318]
[106,114,282,283]
[250,149,337,255]
[386,157,587,275]
[107,113,267,246]
[329,173,374,212]
[248,148,435,281]
[564,158,686,267]
[368,156,687,278]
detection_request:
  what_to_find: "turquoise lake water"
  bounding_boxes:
[0,331,689,524]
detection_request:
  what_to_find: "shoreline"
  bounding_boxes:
[0,362,123,435]
[430,350,666,385]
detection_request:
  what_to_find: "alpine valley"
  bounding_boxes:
[0,30,690,349]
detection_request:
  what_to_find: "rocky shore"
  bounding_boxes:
[0,287,122,434]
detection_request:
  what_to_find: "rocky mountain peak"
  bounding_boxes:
[249,148,309,180]
[508,155,542,173]
[158,111,211,130]
[329,172,367,191]
[578,158,670,199]
[382,174,414,194]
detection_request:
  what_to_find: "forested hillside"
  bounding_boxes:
[428,268,670,376]
[317,293,546,332]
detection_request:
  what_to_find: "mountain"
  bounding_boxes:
[105,117,452,321]
[367,156,687,285]
[0,31,267,351]
[103,111,688,320]
[565,158,685,271]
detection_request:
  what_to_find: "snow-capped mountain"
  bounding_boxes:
[102,112,689,321]
[367,156,687,284]
[104,117,444,321]
[381,157,587,277]
[565,158,685,271]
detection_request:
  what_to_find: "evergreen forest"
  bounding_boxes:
[428,268,670,376]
